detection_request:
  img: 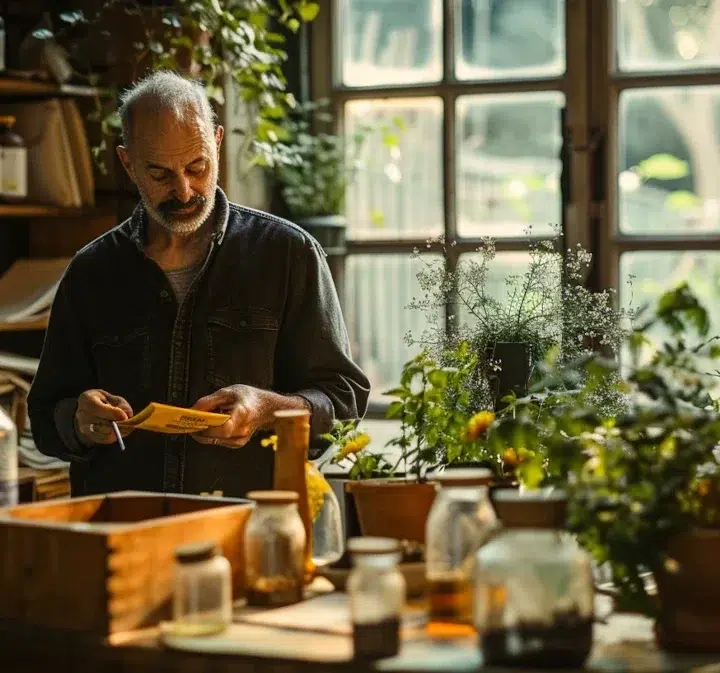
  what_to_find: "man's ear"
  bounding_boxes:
[215,125,224,151]
[116,146,136,183]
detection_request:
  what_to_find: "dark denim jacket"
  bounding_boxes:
[27,188,370,497]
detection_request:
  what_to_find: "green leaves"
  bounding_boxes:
[297,2,320,22]
[637,153,690,181]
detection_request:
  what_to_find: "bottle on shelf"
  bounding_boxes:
[0,406,17,507]
[0,116,27,202]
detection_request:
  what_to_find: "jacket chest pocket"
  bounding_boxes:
[91,328,152,401]
[206,307,278,389]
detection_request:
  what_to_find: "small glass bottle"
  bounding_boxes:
[172,541,232,636]
[347,537,406,661]
[0,116,27,202]
[425,468,499,635]
[244,490,306,606]
[474,489,595,669]
[0,405,17,507]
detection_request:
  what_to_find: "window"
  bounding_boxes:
[610,0,720,349]
[312,0,573,409]
[310,0,720,411]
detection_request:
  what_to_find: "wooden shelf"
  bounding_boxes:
[0,76,105,99]
[0,203,115,218]
[0,317,49,332]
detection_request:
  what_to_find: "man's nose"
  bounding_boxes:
[173,175,193,203]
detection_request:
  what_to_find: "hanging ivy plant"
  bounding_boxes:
[33,0,319,172]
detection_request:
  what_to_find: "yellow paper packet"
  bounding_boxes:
[116,402,230,434]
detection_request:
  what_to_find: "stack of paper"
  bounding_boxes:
[0,257,71,327]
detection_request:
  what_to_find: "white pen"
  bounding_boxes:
[111,421,126,451]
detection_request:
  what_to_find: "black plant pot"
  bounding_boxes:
[485,341,532,410]
[296,215,347,297]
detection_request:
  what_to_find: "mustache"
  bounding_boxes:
[158,195,205,215]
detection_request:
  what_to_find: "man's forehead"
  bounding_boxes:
[131,109,213,162]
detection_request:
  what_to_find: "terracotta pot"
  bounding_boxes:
[655,529,720,652]
[345,479,437,544]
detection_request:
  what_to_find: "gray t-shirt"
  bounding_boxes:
[164,259,203,305]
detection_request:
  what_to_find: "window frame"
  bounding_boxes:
[308,0,595,416]
[597,0,720,293]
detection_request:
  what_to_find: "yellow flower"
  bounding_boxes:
[337,432,371,460]
[261,435,278,450]
[465,411,496,441]
[305,462,331,521]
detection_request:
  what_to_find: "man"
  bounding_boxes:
[27,71,370,497]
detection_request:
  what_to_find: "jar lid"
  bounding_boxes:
[175,540,218,564]
[347,536,401,555]
[492,488,567,529]
[247,490,299,504]
[0,116,16,127]
[435,467,493,486]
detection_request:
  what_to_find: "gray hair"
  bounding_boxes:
[118,70,218,148]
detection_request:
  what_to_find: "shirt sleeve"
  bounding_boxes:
[276,235,371,439]
[27,262,98,463]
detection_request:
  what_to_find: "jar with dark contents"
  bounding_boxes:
[475,490,595,669]
[0,116,27,202]
[244,490,306,606]
[347,537,406,662]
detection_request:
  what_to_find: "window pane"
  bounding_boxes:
[620,251,720,357]
[457,92,564,238]
[616,0,720,72]
[338,0,442,87]
[457,0,565,80]
[345,98,444,240]
[618,87,720,235]
[345,253,441,403]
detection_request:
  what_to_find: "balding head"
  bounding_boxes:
[116,70,224,237]
[119,70,217,149]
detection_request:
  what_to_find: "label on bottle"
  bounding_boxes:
[1,147,27,198]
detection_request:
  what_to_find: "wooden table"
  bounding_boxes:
[2,593,720,673]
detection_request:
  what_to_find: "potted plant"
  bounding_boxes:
[483,283,720,651]
[408,231,632,412]
[30,0,320,173]
[273,99,404,255]
[329,343,498,543]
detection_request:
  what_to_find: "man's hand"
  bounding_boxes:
[75,389,134,445]
[192,384,309,449]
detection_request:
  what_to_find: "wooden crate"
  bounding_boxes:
[0,491,252,636]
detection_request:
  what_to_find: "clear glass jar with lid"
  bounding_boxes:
[244,490,307,606]
[425,467,499,634]
[347,536,406,661]
[474,489,595,668]
[172,540,232,636]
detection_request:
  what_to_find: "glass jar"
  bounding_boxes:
[425,468,499,633]
[0,116,27,202]
[347,537,406,661]
[305,460,344,568]
[474,489,595,668]
[244,490,306,606]
[172,541,232,636]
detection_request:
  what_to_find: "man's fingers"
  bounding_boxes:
[104,393,134,419]
[77,421,116,444]
[193,434,252,449]
[192,388,235,412]
[80,390,132,421]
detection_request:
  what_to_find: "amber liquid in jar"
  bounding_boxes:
[426,571,475,638]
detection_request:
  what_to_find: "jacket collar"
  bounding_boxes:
[120,186,230,249]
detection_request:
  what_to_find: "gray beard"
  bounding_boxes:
[143,189,217,236]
